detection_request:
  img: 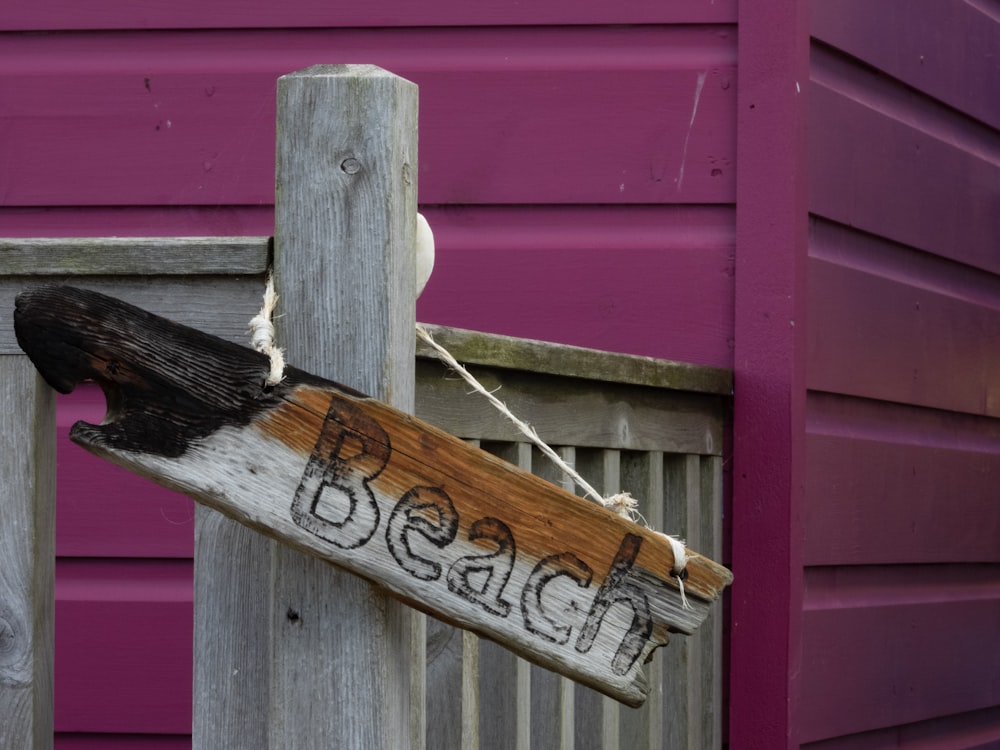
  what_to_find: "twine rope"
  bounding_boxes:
[415,324,691,608]
[249,271,286,387]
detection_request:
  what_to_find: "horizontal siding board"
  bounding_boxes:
[0,28,737,207]
[0,206,276,238]
[808,81,1000,271]
[418,207,735,368]
[56,736,191,749]
[55,560,193,734]
[4,0,737,30]
[805,432,1000,565]
[800,580,1000,742]
[811,0,1000,130]
[57,386,195,558]
[808,257,1000,417]
[800,706,1000,750]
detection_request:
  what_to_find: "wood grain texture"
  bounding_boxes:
[191,508,269,748]
[0,237,268,276]
[0,357,55,750]
[0,277,263,354]
[0,27,736,207]
[415,359,725,455]
[4,0,736,30]
[416,323,732,396]
[268,64,418,749]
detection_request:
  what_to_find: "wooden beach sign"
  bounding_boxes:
[13,285,732,708]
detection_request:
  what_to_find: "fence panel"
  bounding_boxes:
[413,326,730,749]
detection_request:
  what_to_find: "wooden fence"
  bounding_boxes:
[0,65,730,748]
[411,326,729,749]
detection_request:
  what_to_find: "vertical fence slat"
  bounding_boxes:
[461,629,481,748]
[0,357,55,750]
[425,440,483,750]
[513,444,534,750]
[426,616,465,749]
[477,442,527,750]
[700,455,726,750]
[661,454,694,748]
[269,64,418,749]
[193,506,271,748]
[529,445,573,750]
[461,439,482,750]
[599,450,622,750]
[411,609,428,750]
[557,447,578,750]
[619,449,665,750]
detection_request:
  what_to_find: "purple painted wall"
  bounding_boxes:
[4,0,999,747]
[800,1,1000,747]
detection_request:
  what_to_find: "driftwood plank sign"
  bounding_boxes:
[14,285,732,707]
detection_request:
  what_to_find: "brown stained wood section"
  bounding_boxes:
[260,385,731,604]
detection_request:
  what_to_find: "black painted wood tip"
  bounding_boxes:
[12,285,328,458]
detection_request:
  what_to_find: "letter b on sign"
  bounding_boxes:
[291,399,390,549]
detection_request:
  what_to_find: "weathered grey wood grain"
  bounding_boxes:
[1,276,262,354]
[598,451,623,750]
[0,357,55,750]
[0,237,269,276]
[461,627,480,748]
[700,455,725,750]
[473,442,538,750]
[416,324,733,396]
[414,359,725,456]
[192,506,271,749]
[511,444,534,750]
[423,437,482,750]
[529,446,581,750]
[426,616,466,749]
[410,607,428,750]
[620,450,666,750]
[269,64,419,750]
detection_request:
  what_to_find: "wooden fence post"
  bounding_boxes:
[271,63,418,749]
[192,64,418,749]
[0,358,55,750]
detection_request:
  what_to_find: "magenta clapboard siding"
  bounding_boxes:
[57,387,194,558]
[1,4,739,746]
[56,560,193,733]
[0,28,736,207]
[4,0,736,30]
[803,1,1000,747]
